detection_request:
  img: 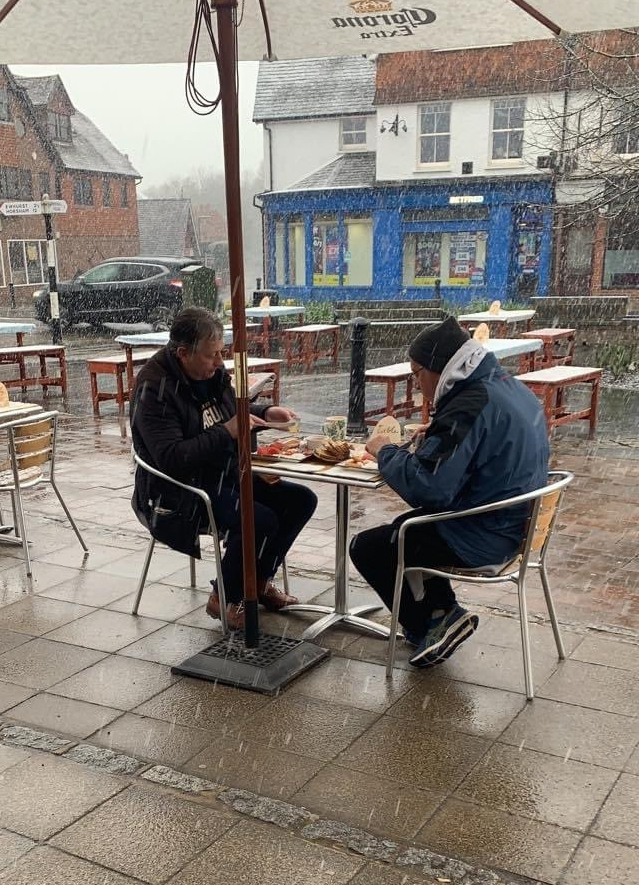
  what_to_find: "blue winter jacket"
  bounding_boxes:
[377,352,549,566]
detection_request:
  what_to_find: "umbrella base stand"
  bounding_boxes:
[171,632,330,695]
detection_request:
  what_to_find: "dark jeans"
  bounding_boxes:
[349,510,468,635]
[208,476,317,603]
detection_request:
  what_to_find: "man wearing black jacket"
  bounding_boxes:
[131,307,317,630]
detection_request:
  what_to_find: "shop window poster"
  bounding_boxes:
[313,223,340,286]
[414,233,441,286]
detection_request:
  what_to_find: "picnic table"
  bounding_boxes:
[0,322,36,346]
[365,337,543,424]
[244,305,305,356]
[0,322,66,395]
[458,308,536,337]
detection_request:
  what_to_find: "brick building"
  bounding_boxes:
[0,66,140,310]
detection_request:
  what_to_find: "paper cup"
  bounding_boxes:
[404,423,422,442]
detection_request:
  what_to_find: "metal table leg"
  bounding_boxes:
[282,483,386,640]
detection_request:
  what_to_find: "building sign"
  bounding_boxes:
[331,1,436,42]
[449,195,484,205]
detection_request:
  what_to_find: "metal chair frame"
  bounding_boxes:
[132,453,290,636]
[386,470,574,700]
[0,410,88,576]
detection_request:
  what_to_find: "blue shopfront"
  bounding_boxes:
[261,177,553,306]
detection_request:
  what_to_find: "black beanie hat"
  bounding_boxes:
[408,316,470,374]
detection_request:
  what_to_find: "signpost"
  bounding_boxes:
[0,196,67,344]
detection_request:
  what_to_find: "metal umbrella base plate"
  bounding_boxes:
[171,632,330,696]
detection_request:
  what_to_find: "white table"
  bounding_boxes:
[252,456,388,641]
[244,305,305,356]
[386,337,543,374]
[0,322,36,346]
[457,309,536,337]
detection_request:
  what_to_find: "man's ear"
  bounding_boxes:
[175,345,187,361]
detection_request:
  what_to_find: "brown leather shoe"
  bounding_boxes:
[257,581,299,611]
[206,593,245,630]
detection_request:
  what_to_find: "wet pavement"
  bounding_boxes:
[0,338,637,884]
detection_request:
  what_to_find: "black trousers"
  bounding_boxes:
[209,476,317,603]
[349,510,468,635]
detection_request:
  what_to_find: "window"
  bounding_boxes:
[0,166,32,199]
[102,178,112,207]
[491,97,525,160]
[275,218,306,286]
[74,176,93,206]
[403,230,488,287]
[612,115,639,155]
[340,117,367,150]
[603,213,639,288]
[419,102,451,165]
[343,219,372,286]
[313,218,341,286]
[8,240,47,286]
[0,88,9,123]
[82,263,123,284]
[39,172,50,198]
[118,263,164,282]
[47,111,71,142]
[121,182,129,207]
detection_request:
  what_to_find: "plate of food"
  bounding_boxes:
[337,452,379,472]
[253,438,310,462]
[312,439,352,464]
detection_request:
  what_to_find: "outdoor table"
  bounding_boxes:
[252,456,388,642]
[115,327,234,391]
[0,322,37,347]
[378,338,543,378]
[223,357,283,404]
[520,328,576,370]
[458,309,536,337]
[244,305,305,356]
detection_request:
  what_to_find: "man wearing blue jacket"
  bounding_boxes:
[350,316,549,668]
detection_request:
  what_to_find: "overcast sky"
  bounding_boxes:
[10,63,264,192]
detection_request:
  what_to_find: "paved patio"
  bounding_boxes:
[0,368,637,884]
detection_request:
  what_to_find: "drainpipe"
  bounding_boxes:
[263,122,274,192]
[253,193,267,286]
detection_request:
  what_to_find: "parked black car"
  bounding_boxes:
[32,256,218,331]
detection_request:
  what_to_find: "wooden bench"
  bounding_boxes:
[283,324,339,371]
[364,361,429,426]
[0,345,67,396]
[87,349,159,416]
[516,365,602,437]
[519,328,575,371]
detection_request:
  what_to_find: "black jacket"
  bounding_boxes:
[130,346,267,557]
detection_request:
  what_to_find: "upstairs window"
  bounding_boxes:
[39,172,50,198]
[340,117,367,150]
[0,88,10,123]
[419,101,451,165]
[74,176,93,206]
[491,97,525,160]
[47,111,71,142]
[102,178,112,207]
[121,182,129,207]
[612,112,639,155]
[0,166,32,199]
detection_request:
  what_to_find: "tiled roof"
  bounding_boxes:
[287,152,376,191]
[57,111,139,177]
[14,74,61,106]
[138,199,198,256]
[253,56,375,122]
[376,29,639,105]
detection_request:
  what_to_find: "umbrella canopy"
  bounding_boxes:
[0,0,637,63]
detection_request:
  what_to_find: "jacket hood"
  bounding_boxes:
[435,350,502,412]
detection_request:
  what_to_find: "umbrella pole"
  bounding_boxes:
[213,0,259,648]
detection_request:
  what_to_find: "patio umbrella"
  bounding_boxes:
[1,0,637,650]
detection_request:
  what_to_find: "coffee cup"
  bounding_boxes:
[404,423,422,442]
[322,415,347,441]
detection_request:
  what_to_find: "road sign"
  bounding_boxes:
[0,201,42,216]
[0,199,68,216]
[42,199,68,214]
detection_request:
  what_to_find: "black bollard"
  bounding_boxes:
[347,317,370,437]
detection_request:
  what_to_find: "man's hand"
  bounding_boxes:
[365,434,394,458]
[264,406,298,424]
[223,413,268,440]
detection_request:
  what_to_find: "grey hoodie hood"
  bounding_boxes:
[432,339,488,408]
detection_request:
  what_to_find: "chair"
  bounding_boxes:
[131,453,291,635]
[0,411,88,576]
[386,471,574,700]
